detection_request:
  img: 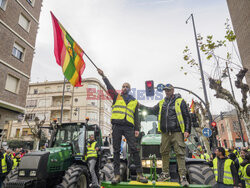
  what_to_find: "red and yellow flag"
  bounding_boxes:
[190,99,195,113]
[51,12,85,87]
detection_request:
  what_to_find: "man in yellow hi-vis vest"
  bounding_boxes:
[97,69,148,184]
[141,84,191,187]
[213,147,239,188]
[87,135,99,188]
[0,148,12,187]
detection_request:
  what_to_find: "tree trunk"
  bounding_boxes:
[33,137,40,150]
[242,119,250,145]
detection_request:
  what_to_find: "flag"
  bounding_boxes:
[190,99,194,113]
[51,12,85,87]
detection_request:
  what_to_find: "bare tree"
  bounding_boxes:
[182,19,249,141]
[193,101,211,155]
[24,116,45,150]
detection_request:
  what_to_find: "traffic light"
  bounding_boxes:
[211,121,217,127]
[145,80,154,96]
[220,112,224,120]
[190,113,199,127]
[211,122,218,135]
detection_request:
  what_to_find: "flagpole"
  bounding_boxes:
[83,52,99,69]
[60,78,66,124]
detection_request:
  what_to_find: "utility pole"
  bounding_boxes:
[186,14,216,150]
[225,61,245,147]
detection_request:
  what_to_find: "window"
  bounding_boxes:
[34,89,38,94]
[38,99,50,107]
[12,42,25,60]
[233,121,239,131]
[25,113,35,121]
[26,100,37,107]
[74,98,78,102]
[26,0,35,6]
[22,128,32,136]
[0,0,7,10]
[18,13,30,31]
[16,129,20,138]
[66,85,71,92]
[5,74,20,93]
[221,124,225,133]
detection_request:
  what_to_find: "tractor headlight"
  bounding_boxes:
[19,170,25,176]
[156,160,162,168]
[145,160,151,168]
[30,170,37,177]
[142,160,152,168]
[142,160,146,167]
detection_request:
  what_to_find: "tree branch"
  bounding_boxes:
[209,77,242,114]
[235,68,249,119]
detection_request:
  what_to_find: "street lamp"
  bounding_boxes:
[186,14,216,150]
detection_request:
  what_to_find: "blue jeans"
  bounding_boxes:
[217,182,234,188]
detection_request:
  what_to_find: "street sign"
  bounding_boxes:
[156,84,165,92]
[202,128,212,138]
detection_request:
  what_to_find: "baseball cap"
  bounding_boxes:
[163,84,174,90]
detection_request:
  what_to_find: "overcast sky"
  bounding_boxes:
[31,0,245,115]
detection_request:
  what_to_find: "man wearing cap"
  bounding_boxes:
[97,68,148,184]
[141,84,191,187]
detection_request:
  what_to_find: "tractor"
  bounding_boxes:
[4,119,111,188]
[100,111,216,187]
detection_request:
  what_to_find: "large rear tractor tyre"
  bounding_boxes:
[100,162,127,182]
[100,162,114,181]
[60,165,89,188]
[187,164,217,187]
[3,168,18,185]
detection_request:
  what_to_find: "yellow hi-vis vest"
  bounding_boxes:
[1,153,7,173]
[242,164,250,187]
[111,94,138,125]
[158,98,185,133]
[238,157,244,180]
[86,141,97,159]
[12,158,19,170]
[213,158,234,185]
[233,149,239,158]
[201,153,211,162]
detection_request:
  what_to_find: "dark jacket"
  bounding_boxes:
[102,77,139,131]
[214,157,239,186]
[240,160,250,177]
[141,94,191,133]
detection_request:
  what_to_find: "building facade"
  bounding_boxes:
[227,0,250,85]
[5,78,113,143]
[216,111,249,148]
[0,0,43,128]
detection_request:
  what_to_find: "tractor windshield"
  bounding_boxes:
[140,113,159,136]
[54,124,85,154]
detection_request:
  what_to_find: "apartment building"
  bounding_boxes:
[0,0,43,128]
[6,78,113,143]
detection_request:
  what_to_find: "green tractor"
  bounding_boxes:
[4,120,111,188]
[101,112,216,188]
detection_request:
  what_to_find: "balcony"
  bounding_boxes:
[49,104,71,111]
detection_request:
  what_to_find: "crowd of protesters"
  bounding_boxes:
[0,148,30,188]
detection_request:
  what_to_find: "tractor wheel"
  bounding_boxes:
[60,165,89,188]
[187,164,217,187]
[3,168,18,185]
[100,162,115,181]
[100,162,127,182]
